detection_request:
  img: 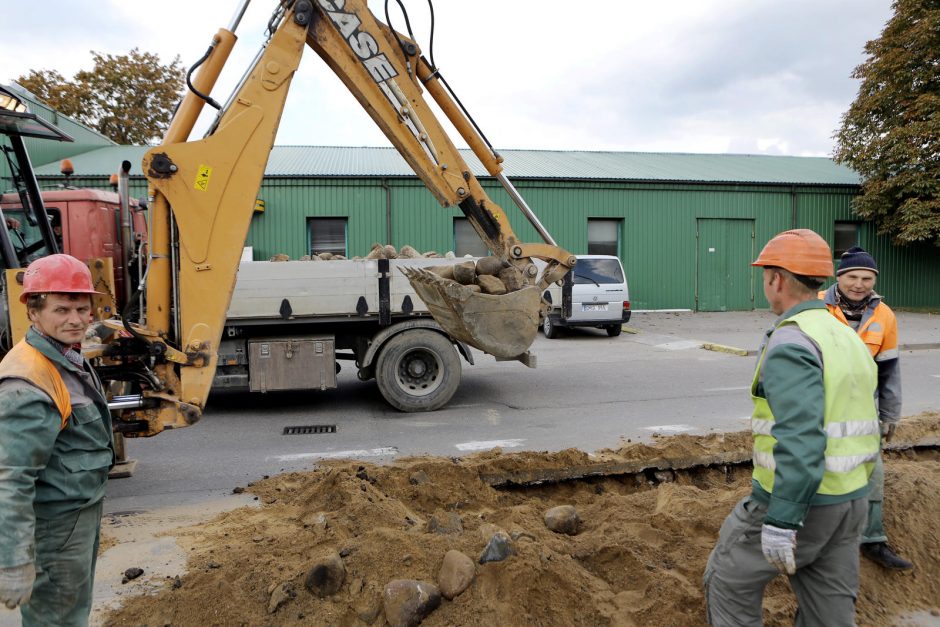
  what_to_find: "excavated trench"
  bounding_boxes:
[102,413,940,627]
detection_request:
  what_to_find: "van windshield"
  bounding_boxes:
[572,258,624,285]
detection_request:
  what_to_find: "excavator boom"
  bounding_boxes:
[114,0,573,435]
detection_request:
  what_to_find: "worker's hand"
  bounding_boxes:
[4,217,21,230]
[761,524,797,575]
[880,421,897,443]
[0,562,35,609]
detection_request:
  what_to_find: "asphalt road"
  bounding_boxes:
[106,316,940,514]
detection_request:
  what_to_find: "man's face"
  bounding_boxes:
[836,269,877,301]
[762,268,784,315]
[28,293,92,345]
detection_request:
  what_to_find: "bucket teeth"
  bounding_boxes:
[401,265,541,359]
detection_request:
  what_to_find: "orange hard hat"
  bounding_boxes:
[752,229,834,277]
[20,254,101,303]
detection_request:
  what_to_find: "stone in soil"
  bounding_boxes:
[382,579,442,627]
[438,550,476,600]
[304,550,346,598]
[544,505,580,535]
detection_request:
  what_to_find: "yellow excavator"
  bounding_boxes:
[100,0,575,437]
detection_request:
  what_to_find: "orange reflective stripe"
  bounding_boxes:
[0,341,72,429]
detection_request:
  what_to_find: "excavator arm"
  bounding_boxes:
[110,0,573,436]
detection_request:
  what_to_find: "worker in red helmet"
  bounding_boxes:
[0,254,113,625]
[704,230,879,626]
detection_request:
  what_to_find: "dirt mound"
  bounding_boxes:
[103,413,940,626]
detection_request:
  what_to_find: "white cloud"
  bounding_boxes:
[1,0,893,155]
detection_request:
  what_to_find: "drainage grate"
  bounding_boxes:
[283,425,337,435]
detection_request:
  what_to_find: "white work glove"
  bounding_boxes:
[0,563,35,609]
[761,524,797,575]
[880,421,897,443]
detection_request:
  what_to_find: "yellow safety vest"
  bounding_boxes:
[751,308,879,496]
[0,340,72,430]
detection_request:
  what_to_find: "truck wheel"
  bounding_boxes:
[376,329,461,412]
[606,324,623,337]
[543,316,559,339]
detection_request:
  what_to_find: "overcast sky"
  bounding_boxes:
[1,0,893,156]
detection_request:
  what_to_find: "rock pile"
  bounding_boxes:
[427,255,528,295]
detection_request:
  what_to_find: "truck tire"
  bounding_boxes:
[606,324,622,337]
[376,329,461,412]
[543,315,559,339]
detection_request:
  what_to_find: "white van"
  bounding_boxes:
[541,255,630,338]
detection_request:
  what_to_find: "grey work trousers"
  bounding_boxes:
[861,454,886,544]
[704,494,866,627]
[21,500,103,627]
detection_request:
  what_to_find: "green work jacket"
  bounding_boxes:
[0,328,114,568]
[749,300,879,529]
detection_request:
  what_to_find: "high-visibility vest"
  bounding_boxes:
[751,308,879,496]
[0,340,72,430]
[820,292,899,362]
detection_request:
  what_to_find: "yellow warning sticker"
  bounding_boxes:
[194,165,212,192]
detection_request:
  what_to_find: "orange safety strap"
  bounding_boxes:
[0,341,72,430]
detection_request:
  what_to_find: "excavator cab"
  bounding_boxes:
[0,85,70,271]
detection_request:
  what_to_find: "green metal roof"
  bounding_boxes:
[32,145,860,186]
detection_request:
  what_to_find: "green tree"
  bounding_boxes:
[17,48,185,145]
[833,0,940,245]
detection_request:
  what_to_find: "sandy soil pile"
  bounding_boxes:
[104,413,940,627]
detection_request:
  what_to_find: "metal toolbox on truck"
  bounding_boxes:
[248,335,337,392]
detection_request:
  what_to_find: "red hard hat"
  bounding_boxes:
[19,254,101,303]
[751,229,834,278]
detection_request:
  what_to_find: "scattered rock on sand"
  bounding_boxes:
[544,505,580,535]
[478,532,513,564]
[304,550,345,598]
[382,579,442,627]
[426,511,463,535]
[438,550,475,600]
[267,581,296,614]
[409,470,430,485]
[122,567,144,584]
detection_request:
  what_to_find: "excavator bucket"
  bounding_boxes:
[401,267,542,359]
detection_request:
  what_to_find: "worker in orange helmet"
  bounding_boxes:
[704,229,879,626]
[0,254,113,625]
[820,246,911,571]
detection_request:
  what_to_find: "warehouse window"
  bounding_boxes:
[834,221,860,259]
[308,218,347,257]
[454,218,489,257]
[587,219,621,256]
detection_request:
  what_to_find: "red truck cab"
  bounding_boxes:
[0,187,148,308]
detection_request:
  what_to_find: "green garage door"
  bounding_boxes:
[696,218,755,311]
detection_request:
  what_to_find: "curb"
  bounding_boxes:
[701,343,750,357]
[900,343,940,351]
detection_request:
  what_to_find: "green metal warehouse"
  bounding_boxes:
[25,143,940,312]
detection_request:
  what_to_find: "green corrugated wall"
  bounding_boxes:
[33,174,940,311]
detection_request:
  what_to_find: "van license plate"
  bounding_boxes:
[582,304,608,312]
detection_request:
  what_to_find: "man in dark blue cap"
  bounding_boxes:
[820,246,912,571]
